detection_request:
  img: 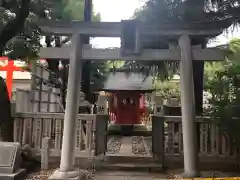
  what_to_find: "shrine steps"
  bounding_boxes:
[95,155,163,172]
[108,124,152,136]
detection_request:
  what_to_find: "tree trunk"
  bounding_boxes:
[0,0,31,142]
[0,76,14,141]
[193,61,204,115]
[60,61,69,109]
[193,60,204,151]
[82,0,94,104]
[82,61,93,103]
[191,39,205,116]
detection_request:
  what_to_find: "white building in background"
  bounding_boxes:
[0,60,31,100]
[0,71,31,90]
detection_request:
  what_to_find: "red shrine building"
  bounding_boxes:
[100,68,155,125]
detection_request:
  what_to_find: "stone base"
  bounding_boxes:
[48,169,84,180]
[108,124,151,136]
[178,171,201,178]
[0,169,26,180]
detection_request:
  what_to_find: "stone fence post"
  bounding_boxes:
[96,94,108,115]
[152,94,165,166]
[41,137,51,170]
[153,93,164,116]
[95,94,108,158]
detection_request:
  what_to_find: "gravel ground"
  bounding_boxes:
[22,168,95,180]
[107,136,122,154]
[22,168,55,180]
[19,136,240,179]
[132,136,147,155]
[21,167,240,180]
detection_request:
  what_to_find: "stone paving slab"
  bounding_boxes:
[94,171,166,180]
[94,175,240,180]
[94,175,157,180]
[94,175,168,180]
[118,137,133,156]
[94,170,240,180]
[94,175,127,180]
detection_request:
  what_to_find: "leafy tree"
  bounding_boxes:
[42,0,101,105]
[132,0,240,115]
[0,0,44,59]
[155,80,180,102]
[204,62,225,82]
[0,0,46,141]
[0,0,101,141]
[204,38,240,151]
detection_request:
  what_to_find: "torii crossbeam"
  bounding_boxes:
[39,46,224,61]
[38,20,229,61]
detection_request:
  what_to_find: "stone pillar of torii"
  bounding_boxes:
[179,34,199,177]
[40,20,228,179]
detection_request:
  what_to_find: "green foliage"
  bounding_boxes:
[155,80,180,101]
[133,0,240,24]
[204,62,225,82]
[0,0,100,60]
[131,0,240,81]
[0,0,44,59]
[90,60,125,90]
[63,0,100,21]
[47,0,100,22]
[105,60,125,69]
[205,38,240,148]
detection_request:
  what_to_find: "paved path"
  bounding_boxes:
[93,170,240,180]
[117,137,133,156]
[94,171,166,180]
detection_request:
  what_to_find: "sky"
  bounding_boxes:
[91,0,146,48]
[91,0,240,48]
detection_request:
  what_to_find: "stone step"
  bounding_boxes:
[105,155,153,163]
[108,124,152,136]
[94,155,163,172]
[94,171,168,180]
[95,161,163,172]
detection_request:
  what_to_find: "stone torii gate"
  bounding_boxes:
[38,20,229,179]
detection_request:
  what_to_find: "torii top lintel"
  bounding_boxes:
[38,18,232,37]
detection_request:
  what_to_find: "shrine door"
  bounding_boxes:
[117,92,140,125]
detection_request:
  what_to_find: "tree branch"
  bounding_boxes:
[0,0,17,10]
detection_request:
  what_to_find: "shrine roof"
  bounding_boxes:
[101,70,155,91]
